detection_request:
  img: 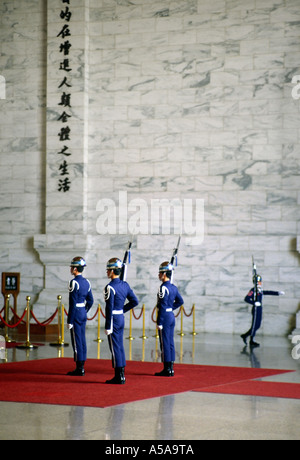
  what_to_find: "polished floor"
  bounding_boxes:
[0,327,300,440]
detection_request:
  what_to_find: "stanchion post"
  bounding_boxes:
[57,295,62,343]
[4,294,15,344]
[16,296,38,349]
[61,304,69,346]
[126,309,134,341]
[190,304,198,336]
[50,295,69,347]
[94,304,103,343]
[178,305,185,337]
[139,304,148,340]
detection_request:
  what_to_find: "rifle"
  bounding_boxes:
[252,256,258,304]
[120,241,132,281]
[170,235,181,283]
[70,327,77,362]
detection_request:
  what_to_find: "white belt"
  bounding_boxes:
[112,310,123,315]
[166,308,173,312]
[76,303,85,307]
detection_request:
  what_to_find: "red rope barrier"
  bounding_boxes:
[151,306,157,323]
[132,306,143,320]
[182,305,194,317]
[87,309,98,321]
[151,305,195,321]
[31,309,58,326]
[174,307,181,318]
[0,308,27,328]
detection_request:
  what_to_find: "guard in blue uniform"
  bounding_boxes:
[67,256,94,376]
[241,274,284,348]
[104,258,139,384]
[155,261,184,377]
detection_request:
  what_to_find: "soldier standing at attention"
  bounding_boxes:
[67,257,94,376]
[104,258,139,384]
[155,261,184,377]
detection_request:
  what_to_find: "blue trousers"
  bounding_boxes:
[250,305,262,338]
[108,314,126,368]
[72,308,87,362]
[159,313,176,363]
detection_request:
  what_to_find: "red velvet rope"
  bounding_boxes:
[151,305,194,322]
[132,306,143,320]
[0,301,195,329]
[31,309,58,326]
[87,308,98,321]
[0,308,27,328]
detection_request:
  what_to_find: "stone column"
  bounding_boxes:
[34,0,90,316]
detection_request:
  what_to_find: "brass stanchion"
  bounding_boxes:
[128,336,132,360]
[94,304,103,343]
[97,340,101,360]
[141,337,145,362]
[190,304,198,336]
[4,294,15,344]
[126,309,134,341]
[180,335,183,363]
[61,304,68,346]
[17,297,38,349]
[155,334,159,362]
[139,304,148,340]
[50,295,69,347]
[177,305,185,337]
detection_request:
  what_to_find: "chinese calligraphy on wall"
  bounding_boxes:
[57,0,73,192]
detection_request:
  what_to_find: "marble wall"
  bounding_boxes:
[0,0,300,336]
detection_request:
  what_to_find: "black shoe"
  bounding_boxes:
[155,362,173,377]
[120,367,126,384]
[170,362,174,377]
[240,334,248,345]
[250,340,260,348]
[106,367,125,385]
[67,361,85,376]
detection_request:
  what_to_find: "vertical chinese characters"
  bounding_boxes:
[57,0,72,192]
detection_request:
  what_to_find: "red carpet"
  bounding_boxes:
[0,359,296,408]
[196,379,300,399]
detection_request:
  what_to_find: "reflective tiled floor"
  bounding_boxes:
[0,328,300,440]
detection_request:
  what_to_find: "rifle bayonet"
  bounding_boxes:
[120,240,132,281]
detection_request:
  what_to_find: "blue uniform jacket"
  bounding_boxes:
[104,278,139,331]
[244,287,280,306]
[157,280,183,327]
[68,275,94,325]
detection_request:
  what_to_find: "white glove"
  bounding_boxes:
[105,329,112,336]
[279,291,285,296]
[157,325,163,330]
[255,301,261,307]
[68,323,73,330]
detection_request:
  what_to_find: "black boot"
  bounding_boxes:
[170,362,174,377]
[106,367,125,384]
[240,333,248,345]
[155,362,173,377]
[250,338,260,348]
[67,360,85,376]
[120,367,126,384]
